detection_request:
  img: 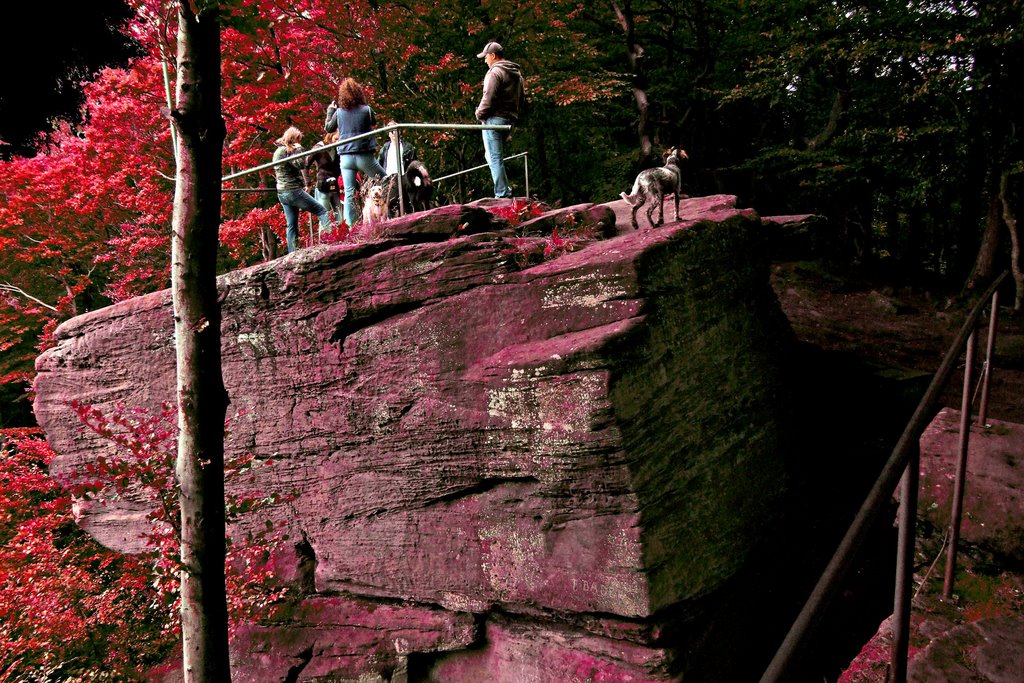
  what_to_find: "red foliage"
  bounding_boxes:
[488,198,547,227]
[0,430,171,680]
[68,401,290,634]
[0,398,291,678]
[500,205,598,268]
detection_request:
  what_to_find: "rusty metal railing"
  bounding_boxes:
[760,270,1009,683]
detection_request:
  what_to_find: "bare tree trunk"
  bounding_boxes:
[1000,172,1023,311]
[612,1,652,163]
[169,2,231,681]
[966,192,1003,291]
[805,89,850,151]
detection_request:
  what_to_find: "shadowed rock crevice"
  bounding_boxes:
[419,476,541,507]
[293,530,317,595]
[282,644,314,683]
[329,300,424,347]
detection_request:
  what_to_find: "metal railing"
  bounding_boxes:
[433,151,530,201]
[760,270,1009,683]
[221,121,526,214]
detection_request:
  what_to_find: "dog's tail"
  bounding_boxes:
[619,178,642,206]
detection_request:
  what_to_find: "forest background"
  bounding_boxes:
[0,0,1021,678]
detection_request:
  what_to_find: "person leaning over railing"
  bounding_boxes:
[324,78,386,227]
[273,126,333,253]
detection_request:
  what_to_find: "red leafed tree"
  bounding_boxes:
[0,62,179,402]
[0,430,171,679]
[1,0,615,406]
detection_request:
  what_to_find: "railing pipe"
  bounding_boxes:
[221,122,511,183]
[759,271,1008,683]
[225,150,529,198]
[433,152,529,185]
[889,441,920,683]
[976,290,1000,427]
[943,328,979,598]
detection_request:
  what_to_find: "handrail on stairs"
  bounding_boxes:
[760,270,1010,683]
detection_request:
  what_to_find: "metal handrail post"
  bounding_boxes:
[432,152,529,185]
[524,153,530,200]
[889,442,920,683]
[758,272,1008,683]
[943,329,979,599]
[976,290,1000,427]
[395,128,406,217]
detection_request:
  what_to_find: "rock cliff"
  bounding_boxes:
[35,196,803,682]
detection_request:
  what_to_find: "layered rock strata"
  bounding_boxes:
[35,197,798,681]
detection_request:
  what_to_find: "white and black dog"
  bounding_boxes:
[403,160,433,213]
[620,147,688,230]
[384,160,434,216]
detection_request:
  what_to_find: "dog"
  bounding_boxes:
[361,177,389,227]
[620,147,688,230]
[404,160,433,213]
[384,160,434,216]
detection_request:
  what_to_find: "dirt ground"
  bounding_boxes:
[770,261,1024,425]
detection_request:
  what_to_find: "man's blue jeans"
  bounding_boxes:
[482,116,512,198]
[278,189,330,253]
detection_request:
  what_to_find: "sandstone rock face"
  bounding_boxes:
[908,615,1024,683]
[918,408,1024,563]
[35,197,799,682]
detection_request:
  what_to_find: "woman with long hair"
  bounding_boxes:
[273,126,332,252]
[324,78,386,227]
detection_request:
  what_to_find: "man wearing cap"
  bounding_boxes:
[474,41,526,199]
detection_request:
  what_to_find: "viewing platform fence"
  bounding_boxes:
[221,122,528,214]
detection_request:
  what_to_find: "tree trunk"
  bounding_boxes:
[169,2,231,681]
[612,1,652,163]
[805,88,850,151]
[965,192,1003,291]
[1000,172,1023,311]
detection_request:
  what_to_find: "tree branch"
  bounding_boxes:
[805,88,850,150]
[0,282,59,312]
